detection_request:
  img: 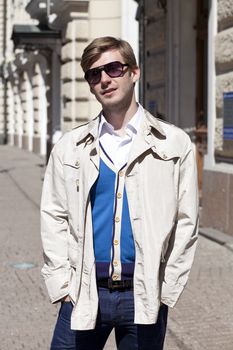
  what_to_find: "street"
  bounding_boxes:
[1,145,233,350]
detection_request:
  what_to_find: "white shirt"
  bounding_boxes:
[98,104,144,169]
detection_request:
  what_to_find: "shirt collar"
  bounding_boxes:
[99,103,144,137]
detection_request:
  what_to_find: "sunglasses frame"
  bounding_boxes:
[84,61,129,85]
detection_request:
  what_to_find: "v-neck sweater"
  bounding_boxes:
[90,151,135,281]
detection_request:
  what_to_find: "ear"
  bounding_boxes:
[130,66,140,84]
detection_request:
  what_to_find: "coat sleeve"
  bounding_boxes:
[161,136,199,307]
[40,143,71,303]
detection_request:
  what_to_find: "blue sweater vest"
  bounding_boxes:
[90,157,135,280]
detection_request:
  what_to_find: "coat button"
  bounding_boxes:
[117,193,122,199]
[115,217,120,223]
[86,137,93,145]
[112,274,119,280]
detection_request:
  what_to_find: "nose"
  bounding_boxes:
[100,70,111,84]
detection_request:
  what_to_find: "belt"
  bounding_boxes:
[97,278,133,290]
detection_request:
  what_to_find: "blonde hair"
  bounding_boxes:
[81,36,137,72]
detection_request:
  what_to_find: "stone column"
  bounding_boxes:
[13,79,23,148]
[6,79,14,145]
[62,17,89,132]
[5,61,18,146]
[87,0,122,116]
[0,78,5,143]
[20,70,34,151]
[32,59,48,155]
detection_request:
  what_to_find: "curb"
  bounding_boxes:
[199,227,233,252]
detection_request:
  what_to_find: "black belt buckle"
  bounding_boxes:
[107,278,132,290]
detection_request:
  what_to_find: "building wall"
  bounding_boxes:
[143,1,166,116]
[202,0,233,236]
[0,0,36,145]
[1,0,138,153]
[139,0,197,137]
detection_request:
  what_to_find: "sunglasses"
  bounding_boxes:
[84,61,129,85]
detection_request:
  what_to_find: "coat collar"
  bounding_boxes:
[71,109,179,170]
[74,109,166,146]
[143,109,166,139]
[127,109,181,164]
[73,113,100,147]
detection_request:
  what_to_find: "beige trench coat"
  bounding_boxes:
[41,110,199,330]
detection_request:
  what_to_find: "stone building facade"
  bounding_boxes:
[136,0,206,193]
[201,0,233,236]
[0,0,34,146]
[136,0,198,130]
[0,0,138,157]
[136,0,233,237]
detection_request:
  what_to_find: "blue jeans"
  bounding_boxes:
[51,288,168,350]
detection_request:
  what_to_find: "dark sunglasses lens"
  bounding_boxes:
[105,62,123,77]
[85,68,101,84]
[85,62,125,84]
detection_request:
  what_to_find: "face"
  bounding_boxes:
[87,50,140,112]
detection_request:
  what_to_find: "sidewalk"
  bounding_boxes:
[1,145,233,350]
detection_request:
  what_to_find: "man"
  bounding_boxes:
[41,36,199,350]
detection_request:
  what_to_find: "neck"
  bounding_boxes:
[103,98,138,135]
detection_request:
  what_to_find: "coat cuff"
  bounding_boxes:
[161,281,185,307]
[43,270,71,303]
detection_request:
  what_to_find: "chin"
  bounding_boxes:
[102,99,122,109]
